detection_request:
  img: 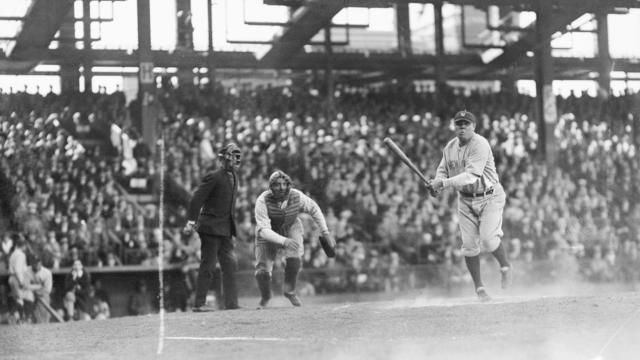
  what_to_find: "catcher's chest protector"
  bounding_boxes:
[266,191,301,236]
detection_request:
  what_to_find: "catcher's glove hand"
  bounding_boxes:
[319,231,336,258]
[283,238,300,253]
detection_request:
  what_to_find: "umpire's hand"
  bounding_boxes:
[183,220,196,235]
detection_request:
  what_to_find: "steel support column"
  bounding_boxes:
[534,0,558,165]
[137,0,157,153]
[395,2,412,58]
[82,0,92,92]
[597,10,611,98]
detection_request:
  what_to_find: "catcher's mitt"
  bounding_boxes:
[319,233,336,258]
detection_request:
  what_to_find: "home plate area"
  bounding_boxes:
[2,287,640,360]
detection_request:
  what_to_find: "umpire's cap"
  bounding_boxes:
[454,110,476,124]
[218,142,241,156]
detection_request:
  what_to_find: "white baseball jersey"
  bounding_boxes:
[435,133,500,193]
[435,133,505,256]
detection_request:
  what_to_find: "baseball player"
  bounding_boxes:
[428,110,512,301]
[254,170,335,308]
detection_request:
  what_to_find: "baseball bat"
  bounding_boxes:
[383,137,431,186]
[37,296,65,323]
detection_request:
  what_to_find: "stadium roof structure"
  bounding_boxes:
[2,0,640,83]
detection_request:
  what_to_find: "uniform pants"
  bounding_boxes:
[255,220,305,273]
[457,185,506,257]
[195,233,238,309]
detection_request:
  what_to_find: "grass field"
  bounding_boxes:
[1,283,640,360]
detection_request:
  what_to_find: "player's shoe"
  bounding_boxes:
[283,291,302,307]
[476,287,492,302]
[192,305,216,312]
[257,297,270,310]
[500,266,512,289]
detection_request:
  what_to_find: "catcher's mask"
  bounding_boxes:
[219,143,241,169]
[269,170,292,200]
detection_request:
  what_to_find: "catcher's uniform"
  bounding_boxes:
[435,133,505,257]
[254,188,329,272]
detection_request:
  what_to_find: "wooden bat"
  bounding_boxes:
[383,137,431,186]
[36,296,65,323]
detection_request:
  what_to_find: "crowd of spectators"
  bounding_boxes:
[1,82,640,322]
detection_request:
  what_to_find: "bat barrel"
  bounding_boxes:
[383,137,430,185]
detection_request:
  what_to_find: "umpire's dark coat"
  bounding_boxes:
[187,168,238,237]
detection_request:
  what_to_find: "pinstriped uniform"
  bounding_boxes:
[435,133,506,256]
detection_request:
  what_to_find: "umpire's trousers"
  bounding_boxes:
[195,233,238,309]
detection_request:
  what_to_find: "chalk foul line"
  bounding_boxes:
[165,336,301,342]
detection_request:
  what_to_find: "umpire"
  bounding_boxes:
[183,143,242,311]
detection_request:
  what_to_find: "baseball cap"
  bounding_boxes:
[454,110,476,124]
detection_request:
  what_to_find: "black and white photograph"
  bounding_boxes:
[1,0,640,359]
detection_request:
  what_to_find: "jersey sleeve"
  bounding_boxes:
[254,192,272,235]
[186,172,218,221]
[296,190,329,233]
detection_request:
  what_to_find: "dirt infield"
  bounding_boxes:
[2,285,640,360]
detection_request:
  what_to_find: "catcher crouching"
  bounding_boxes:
[253,170,335,308]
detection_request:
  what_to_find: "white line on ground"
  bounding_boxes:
[379,294,545,309]
[592,306,640,359]
[165,336,300,342]
[332,303,354,311]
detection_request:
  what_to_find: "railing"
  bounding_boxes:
[1,258,638,318]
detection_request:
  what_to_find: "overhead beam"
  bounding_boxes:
[0,59,40,74]
[486,1,596,70]
[4,48,640,78]
[260,1,344,66]
[13,49,636,73]
[265,0,640,10]
[7,0,75,59]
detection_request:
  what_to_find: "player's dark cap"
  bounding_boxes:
[27,253,41,265]
[454,110,476,124]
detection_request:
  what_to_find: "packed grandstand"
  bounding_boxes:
[1,81,639,322]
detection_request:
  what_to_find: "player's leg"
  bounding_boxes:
[63,291,76,320]
[254,240,276,309]
[34,298,52,323]
[283,257,302,306]
[217,235,239,309]
[8,276,26,322]
[458,199,489,300]
[193,233,219,311]
[211,266,223,309]
[283,222,304,307]
[23,299,35,324]
[479,191,512,289]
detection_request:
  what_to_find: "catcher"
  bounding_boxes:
[253,170,335,308]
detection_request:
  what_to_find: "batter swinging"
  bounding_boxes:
[429,110,512,301]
